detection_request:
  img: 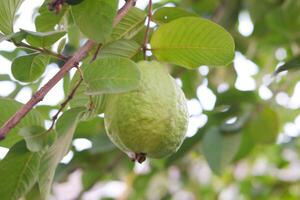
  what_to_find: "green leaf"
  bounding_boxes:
[57,38,67,54]
[0,98,44,148]
[11,53,50,82]
[100,39,141,58]
[202,127,241,174]
[0,48,29,61]
[111,7,146,40]
[0,141,41,200]
[150,17,235,69]
[246,105,279,144]
[83,56,141,95]
[152,7,198,24]
[18,126,48,152]
[67,24,81,48]
[89,133,116,154]
[22,30,66,48]
[35,1,68,32]
[71,0,118,43]
[274,55,300,75]
[81,169,102,190]
[0,0,23,35]
[7,31,27,44]
[39,107,85,199]
[75,117,105,138]
[25,184,42,200]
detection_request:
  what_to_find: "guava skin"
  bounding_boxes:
[104,61,189,159]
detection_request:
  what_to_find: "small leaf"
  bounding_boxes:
[22,30,66,48]
[0,0,23,35]
[274,55,300,75]
[83,56,141,95]
[0,98,44,148]
[0,32,6,43]
[7,31,27,44]
[152,7,198,24]
[0,141,41,200]
[202,127,241,174]
[18,125,48,152]
[71,0,118,43]
[111,7,146,40]
[151,17,235,69]
[39,107,85,199]
[100,39,141,58]
[57,38,67,54]
[35,1,68,32]
[11,53,50,82]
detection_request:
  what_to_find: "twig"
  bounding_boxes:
[48,65,83,131]
[0,0,138,140]
[142,0,153,60]
[15,42,67,61]
[90,44,102,63]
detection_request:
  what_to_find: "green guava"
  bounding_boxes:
[104,61,189,162]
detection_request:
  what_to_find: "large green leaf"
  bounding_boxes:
[202,127,241,174]
[0,141,41,200]
[100,39,141,58]
[35,0,68,32]
[83,56,141,95]
[11,53,50,82]
[152,7,198,24]
[151,17,235,69]
[21,30,66,48]
[111,7,146,40]
[0,98,44,148]
[71,0,118,43]
[39,107,85,199]
[0,0,23,35]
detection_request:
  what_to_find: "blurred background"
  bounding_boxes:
[1,0,300,199]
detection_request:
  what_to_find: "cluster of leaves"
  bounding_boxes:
[0,0,299,199]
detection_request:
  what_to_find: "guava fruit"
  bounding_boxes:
[104,61,188,162]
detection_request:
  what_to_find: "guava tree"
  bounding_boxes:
[0,0,299,199]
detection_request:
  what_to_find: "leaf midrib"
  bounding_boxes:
[152,45,232,51]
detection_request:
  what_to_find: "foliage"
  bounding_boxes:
[0,0,299,199]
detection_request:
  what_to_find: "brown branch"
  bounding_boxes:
[0,0,138,140]
[15,42,67,61]
[142,0,153,59]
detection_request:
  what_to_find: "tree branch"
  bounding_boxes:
[15,42,68,61]
[0,0,138,140]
